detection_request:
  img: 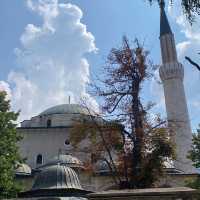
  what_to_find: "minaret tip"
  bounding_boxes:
[160,0,172,37]
[159,0,165,9]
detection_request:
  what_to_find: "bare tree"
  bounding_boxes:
[70,36,174,189]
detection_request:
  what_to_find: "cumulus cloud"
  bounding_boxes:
[150,69,165,113]
[2,0,98,122]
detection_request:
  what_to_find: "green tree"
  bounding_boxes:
[70,36,175,189]
[0,91,22,199]
[188,126,200,168]
[186,125,200,189]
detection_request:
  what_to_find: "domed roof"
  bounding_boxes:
[94,160,110,173]
[32,165,82,190]
[38,154,84,169]
[40,104,90,116]
[15,163,31,176]
[51,154,83,168]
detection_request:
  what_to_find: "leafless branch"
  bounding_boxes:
[185,56,200,71]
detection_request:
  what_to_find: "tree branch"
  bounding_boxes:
[185,56,200,71]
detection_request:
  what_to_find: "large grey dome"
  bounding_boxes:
[19,165,91,198]
[32,165,82,190]
[40,104,91,116]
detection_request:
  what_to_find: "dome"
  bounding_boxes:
[19,165,91,198]
[40,104,91,116]
[94,160,110,173]
[15,163,31,176]
[50,154,83,168]
[32,165,82,190]
[38,154,84,169]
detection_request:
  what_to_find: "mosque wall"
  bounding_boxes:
[17,127,73,169]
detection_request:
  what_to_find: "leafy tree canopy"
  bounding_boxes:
[0,91,22,199]
[185,125,200,189]
[188,125,200,168]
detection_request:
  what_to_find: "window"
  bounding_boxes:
[47,119,51,127]
[64,139,70,145]
[36,154,43,165]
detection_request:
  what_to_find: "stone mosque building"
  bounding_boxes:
[18,104,92,169]
[15,1,199,191]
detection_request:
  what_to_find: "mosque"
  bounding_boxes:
[15,1,199,193]
[16,104,114,191]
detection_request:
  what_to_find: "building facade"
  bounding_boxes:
[18,104,92,169]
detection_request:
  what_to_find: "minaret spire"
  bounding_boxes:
[159,0,196,173]
[159,0,165,7]
[159,0,172,37]
[159,0,177,64]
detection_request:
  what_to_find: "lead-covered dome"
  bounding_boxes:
[32,165,82,190]
[19,165,91,198]
[40,104,90,116]
[21,103,96,128]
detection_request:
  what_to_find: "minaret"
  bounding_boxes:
[159,0,195,173]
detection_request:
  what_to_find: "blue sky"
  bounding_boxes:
[0,0,199,131]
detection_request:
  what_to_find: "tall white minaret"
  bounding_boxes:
[159,0,195,173]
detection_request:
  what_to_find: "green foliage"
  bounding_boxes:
[0,91,22,199]
[186,125,200,190]
[139,127,175,188]
[185,177,200,189]
[188,126,200,168]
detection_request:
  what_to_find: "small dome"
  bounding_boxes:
[40,104,91,116]
[32,165,82,190]
[15,163,31,176]
[94,160,110,173]
[51,154,83,168]
[38,154,84,169]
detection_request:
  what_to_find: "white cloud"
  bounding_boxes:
[2,0,98,122]
[150,69,165,112]
[176,41,191,58]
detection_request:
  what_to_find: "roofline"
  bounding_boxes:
[17,126,73,130]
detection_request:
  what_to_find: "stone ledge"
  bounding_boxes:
[88,187,198,199]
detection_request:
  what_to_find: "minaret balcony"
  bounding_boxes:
[159,62,184,81]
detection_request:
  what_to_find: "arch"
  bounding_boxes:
[36,154,43,165]
[64,139,70,145]
[47,119,51,127]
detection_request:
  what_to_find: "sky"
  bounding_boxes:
[0,0,199,131]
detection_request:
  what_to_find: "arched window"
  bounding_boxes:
[64,139,70,145]
[36,154,43,165]
[47,119,51,127]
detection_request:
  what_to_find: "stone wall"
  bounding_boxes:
[88,187,199,200]
[158,173,199,188]
[17,127,91,169]
[18,127,72,168]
